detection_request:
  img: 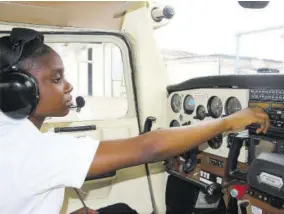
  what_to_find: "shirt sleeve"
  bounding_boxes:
[19,132,100,194]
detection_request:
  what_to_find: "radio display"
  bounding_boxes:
[249,102,284,109]
[248,102,284,132]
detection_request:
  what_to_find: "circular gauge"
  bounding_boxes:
[183,95,195,114]
[170,120,180,127]
[225,97,242,115]
[207,96,223,118]
[208,134,223,149]
[171,94,182,113]
[195,105,207,120]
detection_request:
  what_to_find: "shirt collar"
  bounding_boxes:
[0,111,40,133]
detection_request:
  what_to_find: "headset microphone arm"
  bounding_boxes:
[69,96,85,113]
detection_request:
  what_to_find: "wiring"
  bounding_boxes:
[73,188,89,214]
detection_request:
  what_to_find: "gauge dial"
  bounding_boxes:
[208,134,223,149]
[207,96,223,118]
[170,120,180,127]
[171,94,182,113]
[195,105,207,120]
[183,95,195,114]
[225,97,242,115]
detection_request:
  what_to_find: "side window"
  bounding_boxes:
[47,42,128,121]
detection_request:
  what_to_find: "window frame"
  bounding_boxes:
[0,30,138,121]
[44,33,135,119]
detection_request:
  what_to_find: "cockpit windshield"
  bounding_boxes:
[155,0,284,84]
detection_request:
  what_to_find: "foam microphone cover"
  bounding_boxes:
[76,96,85,108]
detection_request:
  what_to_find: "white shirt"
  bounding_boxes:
[0,112,100,214]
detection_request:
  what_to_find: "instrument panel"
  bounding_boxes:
[167,88,248,162]
[165,75,284,214]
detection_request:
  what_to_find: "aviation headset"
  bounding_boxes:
[1,29,90,213]
[0,28,43,119]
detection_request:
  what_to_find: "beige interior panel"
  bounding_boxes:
[0,1,128,30]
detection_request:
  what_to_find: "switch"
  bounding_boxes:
[216,177,222,184]
[206,173,210,179]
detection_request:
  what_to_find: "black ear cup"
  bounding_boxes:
[0,28,44,119]
[0,70,39,119]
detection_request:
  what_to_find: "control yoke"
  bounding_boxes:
[225,131,249,182]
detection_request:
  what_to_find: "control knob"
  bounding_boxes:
[181,148,199,173]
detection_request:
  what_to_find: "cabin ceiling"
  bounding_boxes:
[0,1,130,30]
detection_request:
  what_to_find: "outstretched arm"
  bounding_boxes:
[87,107,269,177]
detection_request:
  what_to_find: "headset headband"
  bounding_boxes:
[0,28,44,73]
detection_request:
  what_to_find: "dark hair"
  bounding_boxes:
[16,43,54,71]
[22,43,52,61]
[0,28,54,72]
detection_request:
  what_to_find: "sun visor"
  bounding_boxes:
[0,1,127,30]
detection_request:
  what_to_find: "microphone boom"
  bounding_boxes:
[70,96,85,112]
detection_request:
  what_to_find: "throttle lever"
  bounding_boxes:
[206,182,222,196]
[204,180,240,204]
[167,169,222,196]
[204,183,223,204]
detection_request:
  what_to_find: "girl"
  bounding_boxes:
[0,28,269,214]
